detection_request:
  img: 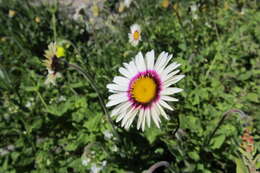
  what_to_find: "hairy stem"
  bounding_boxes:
[67,63,120,142]
[206,109,248,146]
[146,161,170,173]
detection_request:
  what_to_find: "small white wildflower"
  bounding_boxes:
[82,158,91,166]
[7,145,15,151]
[112,145,118,152]
[25,101,32,108]
[124,0,133,8]
[103,130,113,140]
[0,148,9,156]
[44,70,62,86]
[128,24,141,46]
[190,4,197,12]
[90,164,102,173]
[102,160,107,167]
[58,95,66,102]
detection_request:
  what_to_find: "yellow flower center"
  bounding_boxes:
[133,31,140,40]
[131,77,157,104]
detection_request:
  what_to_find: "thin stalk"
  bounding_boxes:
[67,63,120,142]
[172,114,180,136]
[52,15,57,42]
[36,91,48,109]
[205,109,248,146]
[174,4,188,47]
[51,0,58,42]
[146,161,170,173]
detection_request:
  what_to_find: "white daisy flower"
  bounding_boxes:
[128,24,141,47]
[106,50,185,131]
[124,0,133,8]
[43,42,62,86]
[82,158,91,166]
[103,130,113,140]
[44,69,62,86]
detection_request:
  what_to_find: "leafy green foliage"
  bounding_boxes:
[0,0,259,172]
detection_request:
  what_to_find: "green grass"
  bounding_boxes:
[0,0,259,172]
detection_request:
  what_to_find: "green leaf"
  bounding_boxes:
[144,127,163,144]
[235,157,249,173]
[188,151,200,161]
[210,135,226,149]
[246,93,258,103]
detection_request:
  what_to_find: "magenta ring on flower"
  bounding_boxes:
[106,50,185,131]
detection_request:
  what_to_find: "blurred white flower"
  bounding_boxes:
[128,24,141,46]
[190,4,197,12]
[124,0,132,8]
[90,164,102,173]
[82,158,91,166]
[0,148,8,156]
[103,130,113,140]
[58,95,66,102]
[102,160,107,167]
[25,101,32,108]
[112,145,118,152]
[44,70,62,86]
[190,4,198,20]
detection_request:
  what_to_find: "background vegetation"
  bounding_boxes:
[0,0,259,172]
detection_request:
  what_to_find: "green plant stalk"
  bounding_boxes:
[67,63,121,142]
[52,14,57,42]
[36,90,48,109]
[51,0,58,42]
[205,109,247,146]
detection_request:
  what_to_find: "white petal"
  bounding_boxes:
[116,112,127,123]
[108,92,128,100]
[161,95,179,102]
[119,67,132,79]
[159,100,173,111]
[135,52,146,72]
[137,109,144,130]
[106,96,128,107]
[145,109,151,128]
[121,107,135,127]
[161,87,183,96]
[131,24,141,33]
[163,63,181,75]
[162,70,180,81]
[151,107,160,128]
[157,54,173,74]
[128,61,138,75]
[111,102,131,117]
[125,108,139,129]
[107,84,127,91]
[164,75,185,88]
[141,110,146,131]
[156,103,169,120]
[145,50,155,70]
[113,76,129,86]
[154,52,167,71]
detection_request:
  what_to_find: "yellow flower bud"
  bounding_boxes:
[161,0,170,8]
[56,46,65,58]
[35,17,41,23]
[8,10,16,18]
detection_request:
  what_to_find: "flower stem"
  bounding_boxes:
[205,109,248,146]
[146,161,170,173]
[36,90,48,109]
[67,63,120,142]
